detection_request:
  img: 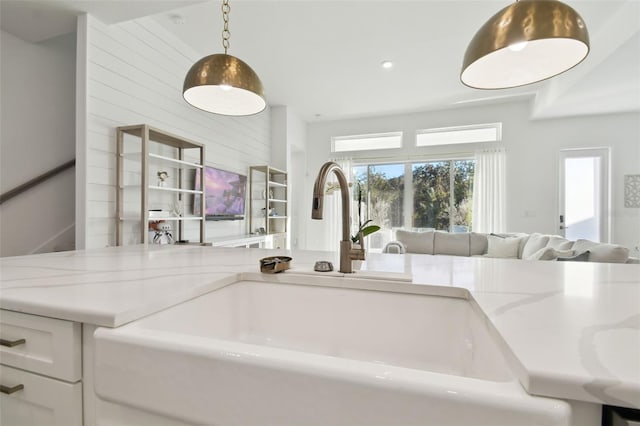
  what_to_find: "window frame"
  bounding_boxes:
[352,156,475,251]
[416,122,502,147]
[331,131,403,153]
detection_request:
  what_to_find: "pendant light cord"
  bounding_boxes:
[222,0,230,54]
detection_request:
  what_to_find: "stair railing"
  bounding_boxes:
[0,159,76,205]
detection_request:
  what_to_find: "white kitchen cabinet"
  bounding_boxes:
[0,310,82,426]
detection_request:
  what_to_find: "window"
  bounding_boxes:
[332,132,402,153]
[354,159,475,252]
[412,160,474,232]
[416,123,501,147]
[353,164,404,251]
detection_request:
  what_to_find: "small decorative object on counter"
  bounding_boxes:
[259,256,292,273]
[314,260,333,272]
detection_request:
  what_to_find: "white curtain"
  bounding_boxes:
[472,148,506,233]
[325,158,353,251]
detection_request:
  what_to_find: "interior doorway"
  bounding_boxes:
[558,148,610,242]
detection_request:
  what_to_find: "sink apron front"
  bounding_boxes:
[94,277,573,426]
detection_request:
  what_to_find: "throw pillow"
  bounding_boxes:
[396,229,434,254]
[546,236,573,250]
[490,233,529,258]
[521,233,551,259]
[486,235,521,259]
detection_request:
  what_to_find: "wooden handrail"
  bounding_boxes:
[0,159,76,205]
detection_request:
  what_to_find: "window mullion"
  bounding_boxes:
[449,160,455,232]
[404,163,413,229]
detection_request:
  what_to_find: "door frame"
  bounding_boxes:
[558,147,610,243]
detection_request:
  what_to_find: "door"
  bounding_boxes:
[559,148,609,242]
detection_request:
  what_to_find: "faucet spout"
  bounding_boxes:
[311,161,364,273]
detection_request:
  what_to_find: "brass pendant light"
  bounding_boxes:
[183,0,265,115]
[461,0,589,89]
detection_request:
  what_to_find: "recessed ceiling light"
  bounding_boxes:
[381,60,393,69]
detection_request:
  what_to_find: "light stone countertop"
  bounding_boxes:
[1,244,638,409]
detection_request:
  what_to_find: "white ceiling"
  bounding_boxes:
[2,0,639,122]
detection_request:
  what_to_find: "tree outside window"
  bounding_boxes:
[412,160,474,231]
[354,160,474,251]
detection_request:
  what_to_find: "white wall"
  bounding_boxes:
[270,106,306,248]
[77,15,270,248]
[301,100,640,253]
[0,30,76,256]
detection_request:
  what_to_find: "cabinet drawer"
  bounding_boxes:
[0,365,82,426]
[0,310,81,382]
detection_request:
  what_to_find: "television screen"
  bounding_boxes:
[194,167,247,220]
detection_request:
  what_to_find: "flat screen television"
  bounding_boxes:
[194,166,247,220]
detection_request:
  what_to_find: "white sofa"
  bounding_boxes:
[383,230,639,264]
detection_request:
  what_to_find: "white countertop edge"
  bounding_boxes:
[0,273,243,327]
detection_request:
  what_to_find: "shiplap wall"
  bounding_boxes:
[80,15,270,248]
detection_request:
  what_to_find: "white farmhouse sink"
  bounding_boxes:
[94,273,572,426]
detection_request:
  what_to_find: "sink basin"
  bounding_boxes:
[94,273,572,425]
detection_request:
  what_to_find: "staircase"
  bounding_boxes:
[0,160,76,257]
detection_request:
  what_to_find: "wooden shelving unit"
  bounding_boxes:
[249,165,288,249]
[116,124,206,245]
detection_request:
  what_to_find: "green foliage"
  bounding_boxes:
[351,219,381,243]
[355,167,404,230]
[412,160,474,230]
[352,160,474,242]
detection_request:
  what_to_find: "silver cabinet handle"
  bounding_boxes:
[0,338,26,347]
[0,384,24,394]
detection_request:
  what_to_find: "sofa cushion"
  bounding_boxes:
[470,232,488,255]
[434,232,470,256]
[588,244,629,263]
[546,236,573,250]
[571,239,630,263]
[526,247,574,261]
[396,230,434,254]
[486,235,523,259]
[521,233,550,259]
[557,251,590,262]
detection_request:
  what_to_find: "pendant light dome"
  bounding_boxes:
[461,0,589,89]
[183,0,265,116]
[183,53,265,116]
